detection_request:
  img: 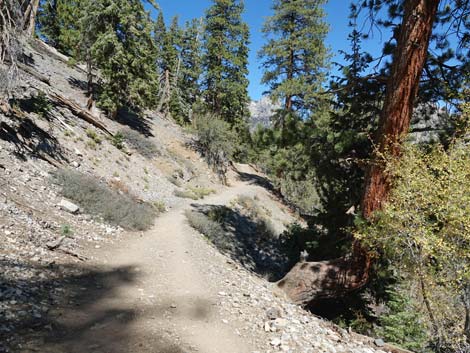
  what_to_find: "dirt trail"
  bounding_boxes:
[38,177,266,353]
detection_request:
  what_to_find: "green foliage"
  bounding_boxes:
[29,91,53,118]
[86,128,102,144]
[38,0,81,56]
[376,288,429,352]
[194,114,237,180]
[79,0,158,115]
[202,0,250,129]
[356,140,470,349]
[177,19,203,122]
[111,131,124,150]
[152,200,167,213]
[259,0,330,118]
[51,169,156,230]
[60,224,73,237]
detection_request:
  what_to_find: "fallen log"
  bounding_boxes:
[276,255,369,305]
[50,93,113,136]
[31,39,70,64]
[18,62,50,85]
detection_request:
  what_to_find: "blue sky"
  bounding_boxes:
[150,1,388,101]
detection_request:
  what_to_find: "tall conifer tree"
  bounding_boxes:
[79,0,158,116]
[37,0,81,56]
[202,0,250,128]
[259,0,329,123]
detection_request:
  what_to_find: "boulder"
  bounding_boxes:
[58,199,80,214]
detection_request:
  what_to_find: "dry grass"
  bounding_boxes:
[120,128,159,159]
[174,187,215,200]
[185,210,224,240]
[51,169,156,231]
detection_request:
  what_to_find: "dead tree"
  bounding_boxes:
[22,0,39,36]
[277,0,440,305]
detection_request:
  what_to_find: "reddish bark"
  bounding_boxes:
[278,0,440,304]
[361,0,440,218]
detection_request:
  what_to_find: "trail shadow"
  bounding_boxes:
[188,204,289,281]
[116,108,154,137]
[0,116,68,164]
[236,171,302,216]
[0,259,190,353]
[236,171,275,192]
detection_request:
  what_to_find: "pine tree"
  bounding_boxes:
[37,0,81,56]
[259,0,329,122]
[202,0,250,128]
[153,12,166,71]
[177,18,203,122]
[157,15,183,119]
[79,0,159,117]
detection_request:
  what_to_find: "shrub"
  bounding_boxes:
[174,187,215,200]
[167,175,183,187]
[152,201,167,213]
[86,128,102,144]
[174,189,199,200]
[51,169,156,231]
[193,114,237,183]
[120,128,159,159]
[61,224,73,237]
[375,288,428,352]
[185,210,224,241]
[356,141,470,349]
[189,187,215,199]
[111,132,125,150]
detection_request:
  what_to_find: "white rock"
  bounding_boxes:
[264,322,271,332]
[273,318,289,328]
[58,199,80,214]
[270,338,282,347]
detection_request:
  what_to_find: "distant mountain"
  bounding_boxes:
[410,104,451,143]
[248,96,280,131]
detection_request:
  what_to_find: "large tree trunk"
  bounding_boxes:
[278,0,440,304]
[361,0,440,217]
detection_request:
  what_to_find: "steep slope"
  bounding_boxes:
[1,40,406,353]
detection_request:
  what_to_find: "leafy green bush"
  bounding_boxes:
[375,288,428,352]
[51,169,156,231]
[120,128,159,159]
[356,141,470,350]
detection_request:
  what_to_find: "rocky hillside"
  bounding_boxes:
[0,39,222,351]
[1,40,409,353]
